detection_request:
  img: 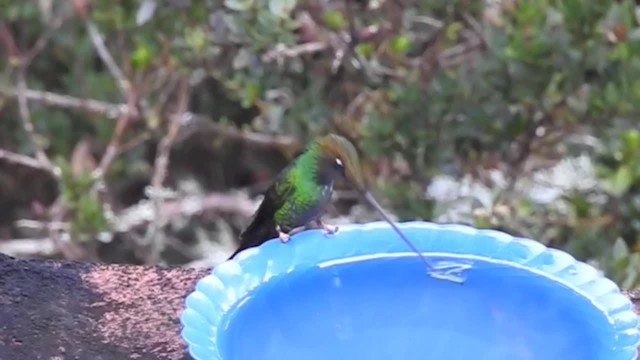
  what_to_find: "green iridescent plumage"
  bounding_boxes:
[273,142,327,226]
[229,134,356,258]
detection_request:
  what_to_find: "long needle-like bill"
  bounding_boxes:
[362,191,434,269]
[361,191,469,283]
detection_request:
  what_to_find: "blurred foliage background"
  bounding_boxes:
[1,0,640,287]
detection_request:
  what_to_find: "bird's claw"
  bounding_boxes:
[276,225,290,243]
[279,232,290,242]
[317,220,339,236]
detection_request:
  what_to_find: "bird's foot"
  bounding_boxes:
[316,220,339,236]
[276,225,290,243]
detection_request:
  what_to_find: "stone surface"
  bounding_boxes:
[0,253,207,359]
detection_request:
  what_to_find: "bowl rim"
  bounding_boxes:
[180,221,640,360]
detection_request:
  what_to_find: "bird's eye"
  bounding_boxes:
[335,158,343,167]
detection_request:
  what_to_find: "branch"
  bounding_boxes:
[0,21,18,60]
[436,13,487,68]
[461,12,492,56]
[14,191,258,236]
[260,21,485,75]
[0,86,299,150]
[10,191,257,258]
[0,85,129,117]
[262,42,329,63]
[15,219,68,231]
[0,238,57,258]
[0,19,60,176]
[93,92,136,179]
[85,20,132,99]
[341,0,371,75]
[114,192,258,232]
[181,113,301,151]
[84,18,143,182]
[143,79,189,263]
[23,13,68,66]
[0,148,53,172]
[15,67,58,176]
[3,11,68,178]
[9,191,257,260]
[502,100,567,195]
[436,36,484,68]
[150,80,188,189]
[262,37,485,71]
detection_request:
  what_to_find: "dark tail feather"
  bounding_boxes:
[228,218,278,260]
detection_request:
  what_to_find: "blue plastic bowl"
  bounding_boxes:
[180,221,640,360]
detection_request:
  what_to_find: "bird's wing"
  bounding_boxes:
[239,164,296,236]
[230,170,296,260]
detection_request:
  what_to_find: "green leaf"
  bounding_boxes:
[224,0,254,11]
[356,42,375,58]
[622,129,640,150]
[131,44,152,69]
[269,0,297,18]
[184,27,207,51]
[623,254,640,288]
[242,82,262,108]
[323,10,346,30]
[390,35,412,54]
[613,237,630,260]
[445,22,463,41]
[603,165,634,196]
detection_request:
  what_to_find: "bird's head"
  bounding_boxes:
[315,134,366,191]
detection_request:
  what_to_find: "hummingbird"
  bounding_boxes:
[227,134,468,282]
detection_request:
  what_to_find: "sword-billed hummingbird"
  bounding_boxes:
[228,134,468,283]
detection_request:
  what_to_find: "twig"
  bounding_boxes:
[0,85,299,150]
[260,15,483,76]
[180,112,301,151]
[12,191,258,252]
[0,148,52,171]
[437,36,484,68]
[262,42,329,63]
[150,82,188,188]
[111,192,257,232]
[85,20,132,99]
[435,13,488,68]
[93,92,136,179]
[117,133,151,155]
[1,18,59,175]
[461,12,492,56]
[15,67,57,176]
[15,204,85,258]
[142,78,189,264]
[0,21,18,60]
[502,100,566,195]
[23,13,68,66]
[408,15,444,29]
[0,237,57,258]
[340,0,373,76]
[0,85,129,117]
[13,215,82,259]
[15,219,69,231]
[85,19,150,165]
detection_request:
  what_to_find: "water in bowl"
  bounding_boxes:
[219,255,614,360]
